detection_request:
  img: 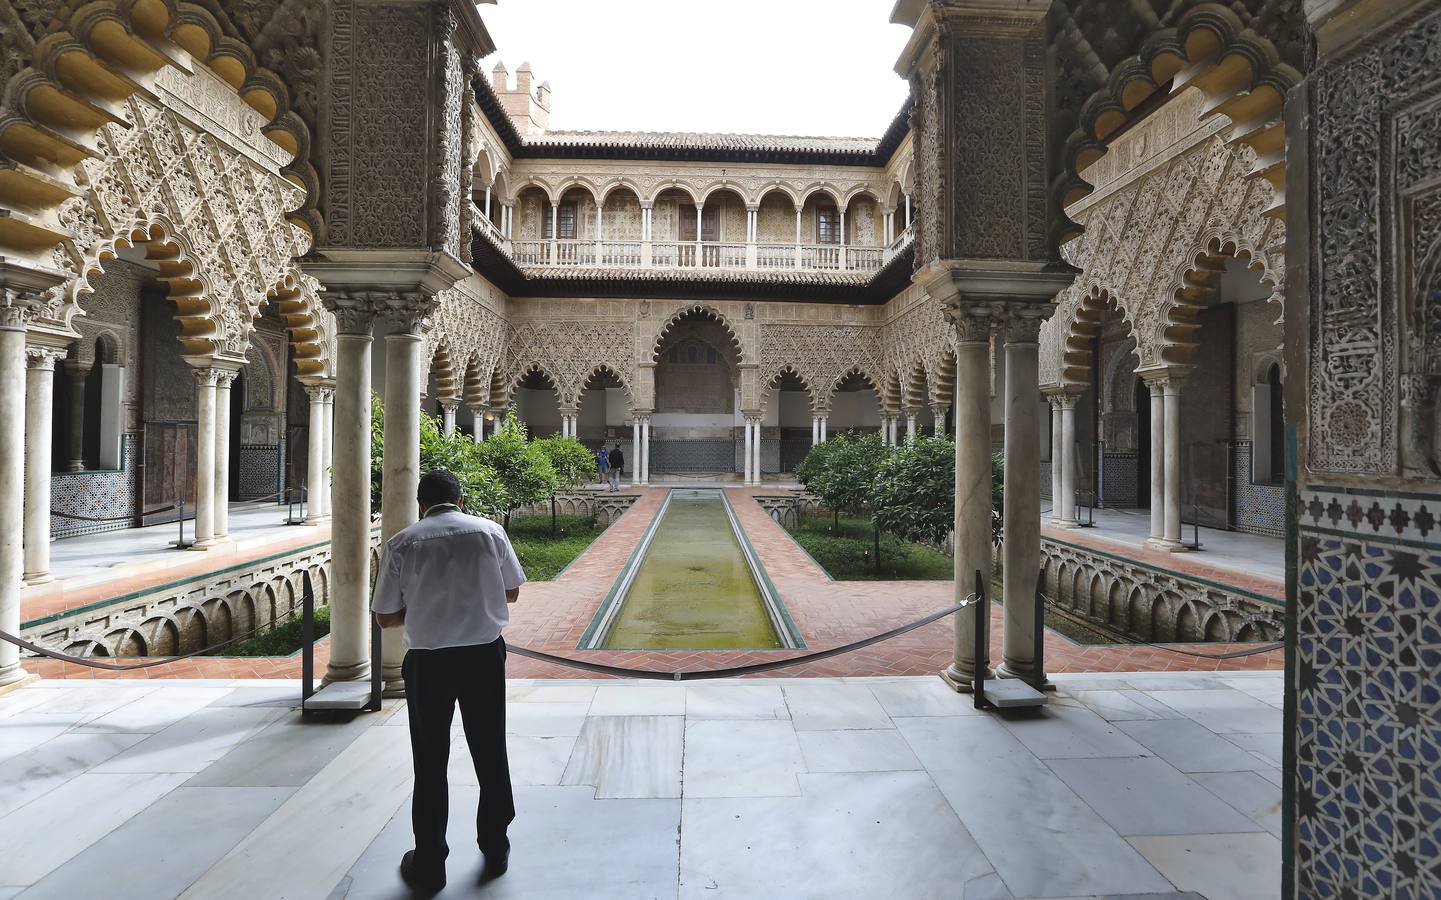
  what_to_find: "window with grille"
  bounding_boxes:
[817,206,840,244]
[557,203,578,239]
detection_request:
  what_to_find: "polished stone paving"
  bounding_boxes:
[0,671,1284,899]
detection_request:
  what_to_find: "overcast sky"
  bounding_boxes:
[477,0,913,137]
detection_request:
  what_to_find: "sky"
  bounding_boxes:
[477,0,914,137]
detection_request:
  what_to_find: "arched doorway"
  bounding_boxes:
[651,310,741,474]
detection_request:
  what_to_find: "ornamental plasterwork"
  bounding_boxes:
[880,282,958,410]
[758,324,885,412]
[426,276,509,402]
[1040,132,1284,385]
[502,320,636,408]
[42,90,309,359]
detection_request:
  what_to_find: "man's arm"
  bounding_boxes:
[376,609,405,628]
[505,587,520,604]
[371,541,406,627]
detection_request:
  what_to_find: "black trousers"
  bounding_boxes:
[402,637,515,875]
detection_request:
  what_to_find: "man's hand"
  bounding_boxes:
[505,587,520,605]
[375,610,405,629]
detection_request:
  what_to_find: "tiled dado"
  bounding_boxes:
[1297,486,1439,546]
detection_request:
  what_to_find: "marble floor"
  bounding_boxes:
[0,671,1284,899]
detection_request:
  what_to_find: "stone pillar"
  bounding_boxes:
[819,415,828,442]
[305,384,328,524]
[999,312,1045,684]
[64,361,89,471]
[1162,375,1186,548]
[1059,393,1079,526]
[320,296,378,685]
[640,416,651,484]
[752,418,763,483]
[1047,395,1063,524]
[468,405,486,443]
[743,418,754,483]
[320,387,334,519]
[941,311,995,690]
[191,366,220,549]
[0,295,41,690]
[811,416,819,446]
[213,370,235,542]
[439,399,458,436]
[380,298,437,696]
[931,403,949,436]
[906,411,918,443]
[631,417,641,485]
[1144,374,1167,546]
[22,347,63,584]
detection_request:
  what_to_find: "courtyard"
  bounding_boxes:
[1,672,1283,900]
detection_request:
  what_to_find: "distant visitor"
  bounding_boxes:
[607,442,625,491]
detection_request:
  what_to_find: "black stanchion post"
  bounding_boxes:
[972,569,987,709]
[369,614,383,711]
[1033,577,1045,692]
[301,570,315,704]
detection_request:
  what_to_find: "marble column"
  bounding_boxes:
[320,387,334,519]
[440,399,458,436]
[640,416,651,484]
[1058,393,1078,526]
[1048,395,1064,525]
[322,298,377,685]
[380,302,434,696]
[1144,375,1166,545]
[751,418,763,483]
[468,405,485,443]
[0,302,36,689]
[743,418,754,484]
[999,312,1045,685]
[304,385,328,524]
[941,312,995,691]
[23,348,62,584]
[631,418,641,485]
[213,370,234,542]
[819,415,828,442]
[906,411,918,443]
[931,403,949,436]
[1162,375,1186,549]
[811,416,819,446]
[190,367,220,549]
[64,361,89,471]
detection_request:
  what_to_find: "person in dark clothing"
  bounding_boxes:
[607,443,625,491]
[373,470,526,891]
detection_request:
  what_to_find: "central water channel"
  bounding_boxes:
[588,490,800,650]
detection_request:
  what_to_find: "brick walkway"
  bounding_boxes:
[26,487,1282,681]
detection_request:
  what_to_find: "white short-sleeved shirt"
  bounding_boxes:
[371,507,526,650]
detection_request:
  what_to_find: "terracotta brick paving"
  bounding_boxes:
[29,487,1281,681]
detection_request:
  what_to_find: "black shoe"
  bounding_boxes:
[400,850,446,893]
[480,846,509,882]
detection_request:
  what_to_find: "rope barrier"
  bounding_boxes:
[1037,592,1283,659]
[49,501,180,523]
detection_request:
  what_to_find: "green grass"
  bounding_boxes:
[211,606,329,657]
[786,513,953,581]
[508,513,608,581]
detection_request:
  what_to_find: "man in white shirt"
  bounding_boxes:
[373,470,526,891]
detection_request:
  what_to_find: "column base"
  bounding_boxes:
[22,571,53,586]
[382,667,406,699]
[302,515,329,526]
[322,661,371,685]
[995,663,1055,691]
[939,662,991,694]
[1144,538,1191,553]
[0,671,39,696]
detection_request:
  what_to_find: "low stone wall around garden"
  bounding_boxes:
[515,490,639,527]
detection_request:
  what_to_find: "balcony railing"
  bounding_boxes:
[491,234,904,276]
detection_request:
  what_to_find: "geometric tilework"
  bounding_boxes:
[238,443,280,500]
[49,433,139,538]
[1101,450,1139,508]
[650,439,736,472]
[1231,442,1284,538]
[1295,531,1441,900]
[1297,487,1439,546]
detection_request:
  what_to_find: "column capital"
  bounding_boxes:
[438,397,461,412]
[321,291,381,335]
[376,291,441,335]
[192,366,226,387]
[24,346,65,370]
[1137,366,1192,392]
[998,305,1047,345]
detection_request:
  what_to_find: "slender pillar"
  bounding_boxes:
[1145,376,1166,544]
[931,404,949,436]
[469,405,486,443]
[743,418,754,484]
[1048,395,1064,525]
[631,418,641,485]
[320,387,334,519]
[941,312,995,691]
[304,385,328,524]
[380,304,434,696]
[191,367,220,549]
[819,415,828,442]
[811,416,819,446]
[1059,394,1078,526]
[22,347,62,584]
[213,370,234,541]
[322,300,376,685]
[640,416,650,484]
[906,411,918,443]
[999,313,1045,684]
[440,399,458,436]
[751,418,763,484]
[64,362,89,471]
[0,302,37,689]
[1163,375,1185,548]
[794,208,803,267]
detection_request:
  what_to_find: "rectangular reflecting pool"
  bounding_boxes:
[582,489,802,651]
